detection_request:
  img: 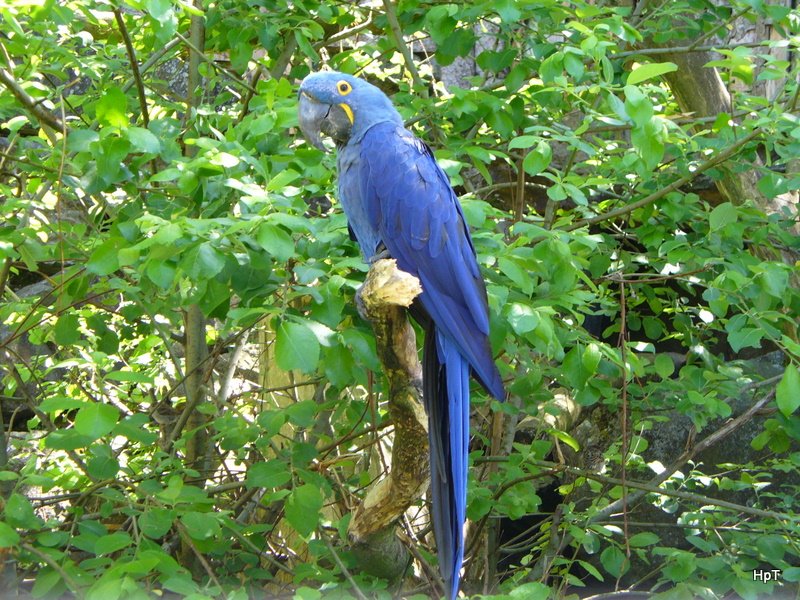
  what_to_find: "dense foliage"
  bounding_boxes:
[0,0,798,598]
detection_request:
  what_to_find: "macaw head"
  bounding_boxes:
[298,71,402,151]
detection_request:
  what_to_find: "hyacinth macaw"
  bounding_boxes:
[298,71,505,599]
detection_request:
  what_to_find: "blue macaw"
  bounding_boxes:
[298,71,505,599]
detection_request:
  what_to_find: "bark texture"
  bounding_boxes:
[347,259,430,581]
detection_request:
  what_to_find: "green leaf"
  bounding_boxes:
[709,202,737,231]
[0,522,20,548]
[275,320,320,374]
[94,532,132,555]
[498,257,534,295]
[776,364,800,417]
[87,239,121,275]
[494,0,522,23]
[582,343,602,375]
[628,531,659,547]
[139,508,175,539]
[257,223,294,262]
[114,414,158,445]
[522,140,553,176]
[87,449,120,480]
[551,429,580,452]
[507,303,538,334]
[294,588,322,600]
[600,545,628,577]
[96,86,129,128]
[631,117,664,170]
[627,61,678,85]
[146,260,176,288]
[654,354,675,379]
[54,313,81,345]
[128,127,161,154]
[68,129,99,152]
[756,534,786,562]
[623,85,653,127]
[508,135,538,150]
[663,550,696,582]
[285,484,323,537]
[145,0,173,23]
[246,462,292,489]
[727,327,764,352]
[74,404,120,440]
[32,570,62,598]
[5,493,40,528]
[183,242,226,279]
[509,582,549,599]
[105,370,154,384]
[44,430,94,450]
[286,400,318,427]
[180,511,220,541]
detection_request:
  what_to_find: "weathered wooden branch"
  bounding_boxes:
[0,66,65,134]
[347,259,430,581]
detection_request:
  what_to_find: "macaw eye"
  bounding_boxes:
[337,80,352,95]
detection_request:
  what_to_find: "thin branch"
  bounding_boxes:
[113,8,149,127]
[215,334,248,405]
[565,127,762,232]
[323,535,370,600]
[315,13,375,48]
[176,522,222,589]
[20,543,83,597]
[470,180,546,197]
[382,0,426,94]
[513,153,526,223]
[121,37,181,94]
[0,66,65,132]
[526,387,787,579]
[614,40,764,59]
[175,31,258,95]
[688,6,752,51]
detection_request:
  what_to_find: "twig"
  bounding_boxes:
[616,275,631,564]
[614,40,765,59]
[21,543,84,597]
[175,31,258,95]
[176,522,222,589]
[526,387,786,579]
[528,504,564,582]
[315,14,375,48]
[121,38,181,94]
[113,8,149,127]
[688,6,752,51]
[323,535,370,600]
[565,127,762,231]
[0,66,65,132]
[382,0,426,95]
[215,334,248,405]
[471,180,546,197]
[513,153,526,223]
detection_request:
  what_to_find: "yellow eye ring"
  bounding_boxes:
[337,80,352,95]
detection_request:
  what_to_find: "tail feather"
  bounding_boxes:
[424,324,470,600]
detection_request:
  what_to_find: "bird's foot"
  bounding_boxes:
[368,245,391,264]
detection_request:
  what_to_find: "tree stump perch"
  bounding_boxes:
[347,259,431,581]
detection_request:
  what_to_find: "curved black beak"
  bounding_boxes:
[298,91,353,151]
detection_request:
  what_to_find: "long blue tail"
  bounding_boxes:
[424,326,470,600]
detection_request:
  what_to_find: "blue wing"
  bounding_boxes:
[359,123,504,400]
[357,122,504,599]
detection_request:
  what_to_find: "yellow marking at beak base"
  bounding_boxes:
[339,103,354,125]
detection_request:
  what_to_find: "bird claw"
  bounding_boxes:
[368,247,392,264]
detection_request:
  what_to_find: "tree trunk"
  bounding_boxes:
[346,259,430,583]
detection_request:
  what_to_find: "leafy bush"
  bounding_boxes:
[0,0,798,598]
